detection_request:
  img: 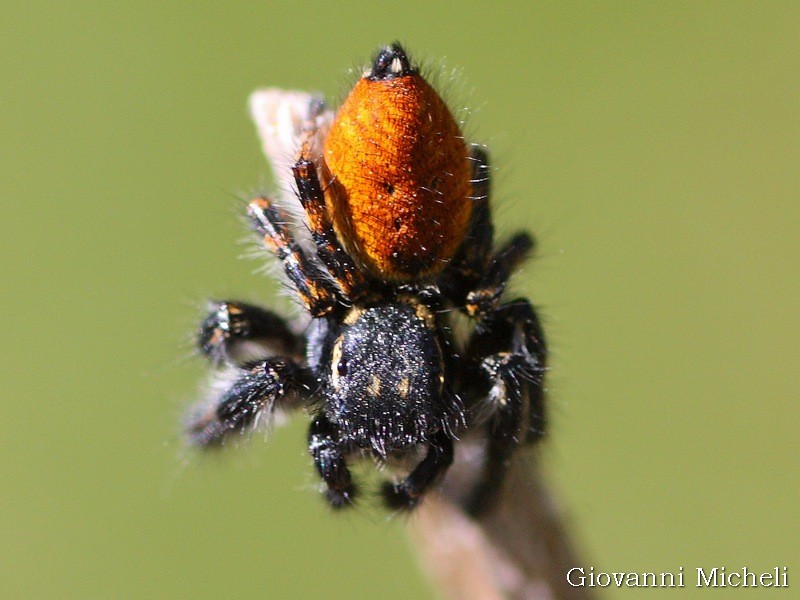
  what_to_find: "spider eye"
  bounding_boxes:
[336,359,348,377]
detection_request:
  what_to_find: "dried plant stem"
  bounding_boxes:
[410,442,594,600]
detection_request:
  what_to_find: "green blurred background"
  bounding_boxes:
[3,2,798,599]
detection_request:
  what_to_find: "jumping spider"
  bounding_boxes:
[186,44,546,516]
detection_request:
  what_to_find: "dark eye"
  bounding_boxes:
[336,359,348,377]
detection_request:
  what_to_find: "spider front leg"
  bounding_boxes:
[463,300,547,517]
[292,141,368,299]
[198,301,302,365]
[382,429,454,511]
[186,357,312,447]
[308,414,357,508]
[248,197,342,316]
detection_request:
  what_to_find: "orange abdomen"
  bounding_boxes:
[323,61,472,281]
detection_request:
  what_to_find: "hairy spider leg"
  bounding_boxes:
[464,233,535,318]
[292,137,369,301]
[437,145,495,303]
[186,358,313,447]
[248,197,341,316]
[308,413,358,508]
[462,300,547,517]
[198,300,303,366]
[382,428,454,511]
[438,146,536,315]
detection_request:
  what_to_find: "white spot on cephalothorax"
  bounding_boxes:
[367,375,381,397]
[397,293,436,329]
[397,377,410,399]
[343,306,364,325]
[331,335,344,389]
[390,57,403,74]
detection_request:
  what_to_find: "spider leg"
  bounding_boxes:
[308,414,357,508]
[438,145,494,303]
[382,429,454,511]
[186,357,312,447]
[441,144,534,315]
[248,197,341,316]
[464,233,534,318]
[462,300,547,517]
[292,140,368,300]
[197,300,302,366]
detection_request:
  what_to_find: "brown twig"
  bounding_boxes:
[410,439,594,600]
